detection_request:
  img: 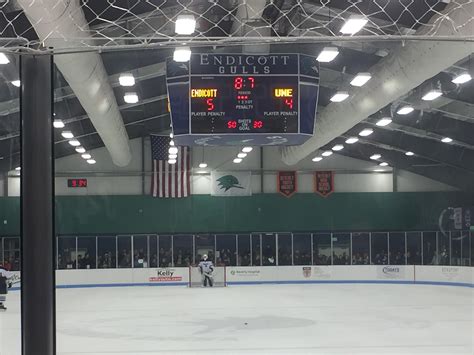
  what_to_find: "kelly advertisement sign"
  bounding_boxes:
[314,171,334,197]
[278,171,297,197]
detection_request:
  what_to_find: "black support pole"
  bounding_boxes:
[20,54,55,355]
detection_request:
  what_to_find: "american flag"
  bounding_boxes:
[151,135,190,198]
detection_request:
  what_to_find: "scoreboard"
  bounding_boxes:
[166,53,319,146]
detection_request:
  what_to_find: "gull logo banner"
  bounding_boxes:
[211,171,252,196]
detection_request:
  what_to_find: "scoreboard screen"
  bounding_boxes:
[166,53,319,146]
[190,75,299,134]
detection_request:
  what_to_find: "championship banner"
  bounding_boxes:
[211,171,252,196]
[278,171,297,198]
[314,171,334,197]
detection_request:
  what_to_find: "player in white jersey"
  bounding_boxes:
[198,254,214,287]
[0,266,14,311]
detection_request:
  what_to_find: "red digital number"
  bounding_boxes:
[207,98,215,111]
[72,180,77,187]
[227,120,237,129]
[253,120,263,129]
[234,77,243,90]
[284,98,293,109]
[248,77,255,89]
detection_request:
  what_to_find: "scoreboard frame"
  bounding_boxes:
[166,53,320,146]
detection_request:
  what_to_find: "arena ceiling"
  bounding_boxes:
[0,0,473,190]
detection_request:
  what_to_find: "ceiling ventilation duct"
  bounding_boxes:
[281,2,474,165]
[18,0,132,167]
[231,0,269,53]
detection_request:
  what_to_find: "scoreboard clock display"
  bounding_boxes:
[166,53,319,146]
[67,178,87,188]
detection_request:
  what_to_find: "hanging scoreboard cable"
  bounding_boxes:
[166,53,319,146]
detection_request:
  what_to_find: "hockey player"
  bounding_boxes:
[0,265,13,311]
[198,254,214,287]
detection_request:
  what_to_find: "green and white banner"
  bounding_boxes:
[211,171,252,196]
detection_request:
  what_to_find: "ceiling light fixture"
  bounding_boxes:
[81,153,92,160]
[233,158,242,164]
[312,157,323,162]
[370,154,381,160]
[86,159,96,165]
[169,140,175,146]
[11,80,20,87]
[237,153,247,159]
[350,72,371,87]
[317,47,339,62]
[119,73,135,87]
[173,47,192,62]
[53,119,65,129]
[379,162,389,167]
[68,139,81,147]
[175,14,196,35]
[199,163,208,168]
[422,90,442,101]
[242,147,253,153]
[0,53,9,64]
[15,167,21,171]
[359,128,373,137]
[373,169,385,172]
[169,146,179,155]
[124,92,139,104]
[441,137,453,143]
[397,106,414,115]
[322,151,333,157]
[345,137,359,144]
[75,146,86,154]
[340,15,368,35]
[61,131,74,139]
[169,154,178,159]
[330,91,349,102]
[452,73,472,84]
[405,151,414,156]
[168,159,177,165]
[332,144,344,151]
[376,117,392,127]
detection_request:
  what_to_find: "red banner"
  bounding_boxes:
[314,171,334,197]
[278,171,297,198]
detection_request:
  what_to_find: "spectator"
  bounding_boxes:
[2,260,11,271]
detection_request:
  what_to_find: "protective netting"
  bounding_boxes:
[0,0,473,54]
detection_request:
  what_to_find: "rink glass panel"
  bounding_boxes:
[216,234,237,266]
[292,234,312,265]
[2,232,472,270]
[389,232,406,265]
[332,233,350,265]
[406,232,422,265]
[277,233,292,266]
[237,234,251,266]
[313,233,332,265]
[351,233,370,265]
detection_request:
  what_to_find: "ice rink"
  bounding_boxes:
[1,284,473,355]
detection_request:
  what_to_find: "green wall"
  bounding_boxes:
[1,192,473,235]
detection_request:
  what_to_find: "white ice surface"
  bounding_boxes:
[1,284,473,355]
